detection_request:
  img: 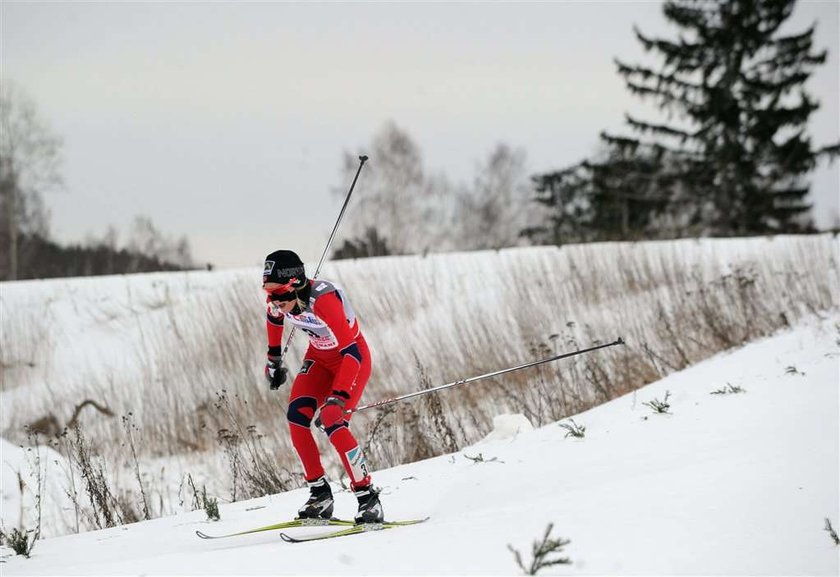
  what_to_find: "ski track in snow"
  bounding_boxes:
[1,316,838,575]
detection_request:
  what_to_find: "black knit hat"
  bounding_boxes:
[263,250,307,288]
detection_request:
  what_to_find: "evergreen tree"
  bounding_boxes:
[525,162,593,246]
[584,138,678,239]
[525,139,681,244]
[612,0,838,235]
[332,226,392,259]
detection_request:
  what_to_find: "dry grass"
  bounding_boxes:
[1,234,837,535]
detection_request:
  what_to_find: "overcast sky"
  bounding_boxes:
[4,1,838,268]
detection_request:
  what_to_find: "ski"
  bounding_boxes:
[195,517,354,539]
[279,517,429,543]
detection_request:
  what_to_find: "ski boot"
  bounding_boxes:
[353,485,384,524]
[297,476,334,519]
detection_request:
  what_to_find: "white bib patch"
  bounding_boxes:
[345,446,369,483]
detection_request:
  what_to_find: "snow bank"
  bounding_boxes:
[0,439,76,538]
[2,316,837,575]
[476,413,534,443]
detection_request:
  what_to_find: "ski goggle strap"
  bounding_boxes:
[264,278,296,291]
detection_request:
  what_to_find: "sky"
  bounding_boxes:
[3,1,838,268]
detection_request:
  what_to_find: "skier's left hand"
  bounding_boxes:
[318,392,350,429]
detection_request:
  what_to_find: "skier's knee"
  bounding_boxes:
[287,397,317,428]
[323,421,347,437]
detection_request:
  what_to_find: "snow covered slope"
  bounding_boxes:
[2,317,838,575]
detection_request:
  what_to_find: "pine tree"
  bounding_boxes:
[525,162,593,246]
[525,138,681,244]
[584,138,678,239]
[612,0,838,235]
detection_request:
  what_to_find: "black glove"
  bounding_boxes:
[265,359,288,390]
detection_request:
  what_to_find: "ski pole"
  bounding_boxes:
[348,337,625,414]
[280,155,368,360]
[312,154,368,279]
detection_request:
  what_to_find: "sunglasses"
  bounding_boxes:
[267,290,297,303]
[264,278,302,304]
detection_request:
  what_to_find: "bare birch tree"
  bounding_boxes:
[335,121,432,255]
[0,82,63,280]
[455,143,532,250]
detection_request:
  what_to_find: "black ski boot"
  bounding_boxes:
[353,485,384,524]
[297,477,334,519]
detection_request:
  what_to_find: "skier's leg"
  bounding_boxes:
[287,356,331,483]
[323,415,384,523]
[316,340,383,522]
[321,338,374,490]
[322,423,371,490]
[343,335,372,422]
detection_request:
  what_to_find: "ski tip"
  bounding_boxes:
[383,516,430,525]
[279,532,297,543]
[195,530,211,539]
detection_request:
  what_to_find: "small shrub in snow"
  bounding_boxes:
[559,419,586,438]
[183,474,220,521]
[0,527,36,558]
[65,423,139,529]
[121,413,150,521]
[19,435,44,552]
[508,523,572,574]
[710,383,745,395]
[214,390,297,501]
[825,518,839,546]
[201,486,220,521]
[463,453,502,464]
[643,391,672,414]
[416,357,459,454]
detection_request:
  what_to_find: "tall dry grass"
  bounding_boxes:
[1,235,837,536]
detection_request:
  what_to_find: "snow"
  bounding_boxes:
[476,414,535,443]
[0,439,76,537]
[2,316,837,575]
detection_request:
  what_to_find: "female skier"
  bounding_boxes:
[262,249,383,524]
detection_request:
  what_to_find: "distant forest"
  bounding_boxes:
[3,233,191,280]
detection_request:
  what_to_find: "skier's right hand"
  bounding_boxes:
[265,359,288,390]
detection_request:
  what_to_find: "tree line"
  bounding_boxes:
[333,0,838,258]
[0,219,194,280]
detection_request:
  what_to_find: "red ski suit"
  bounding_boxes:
[267,279,372,489]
